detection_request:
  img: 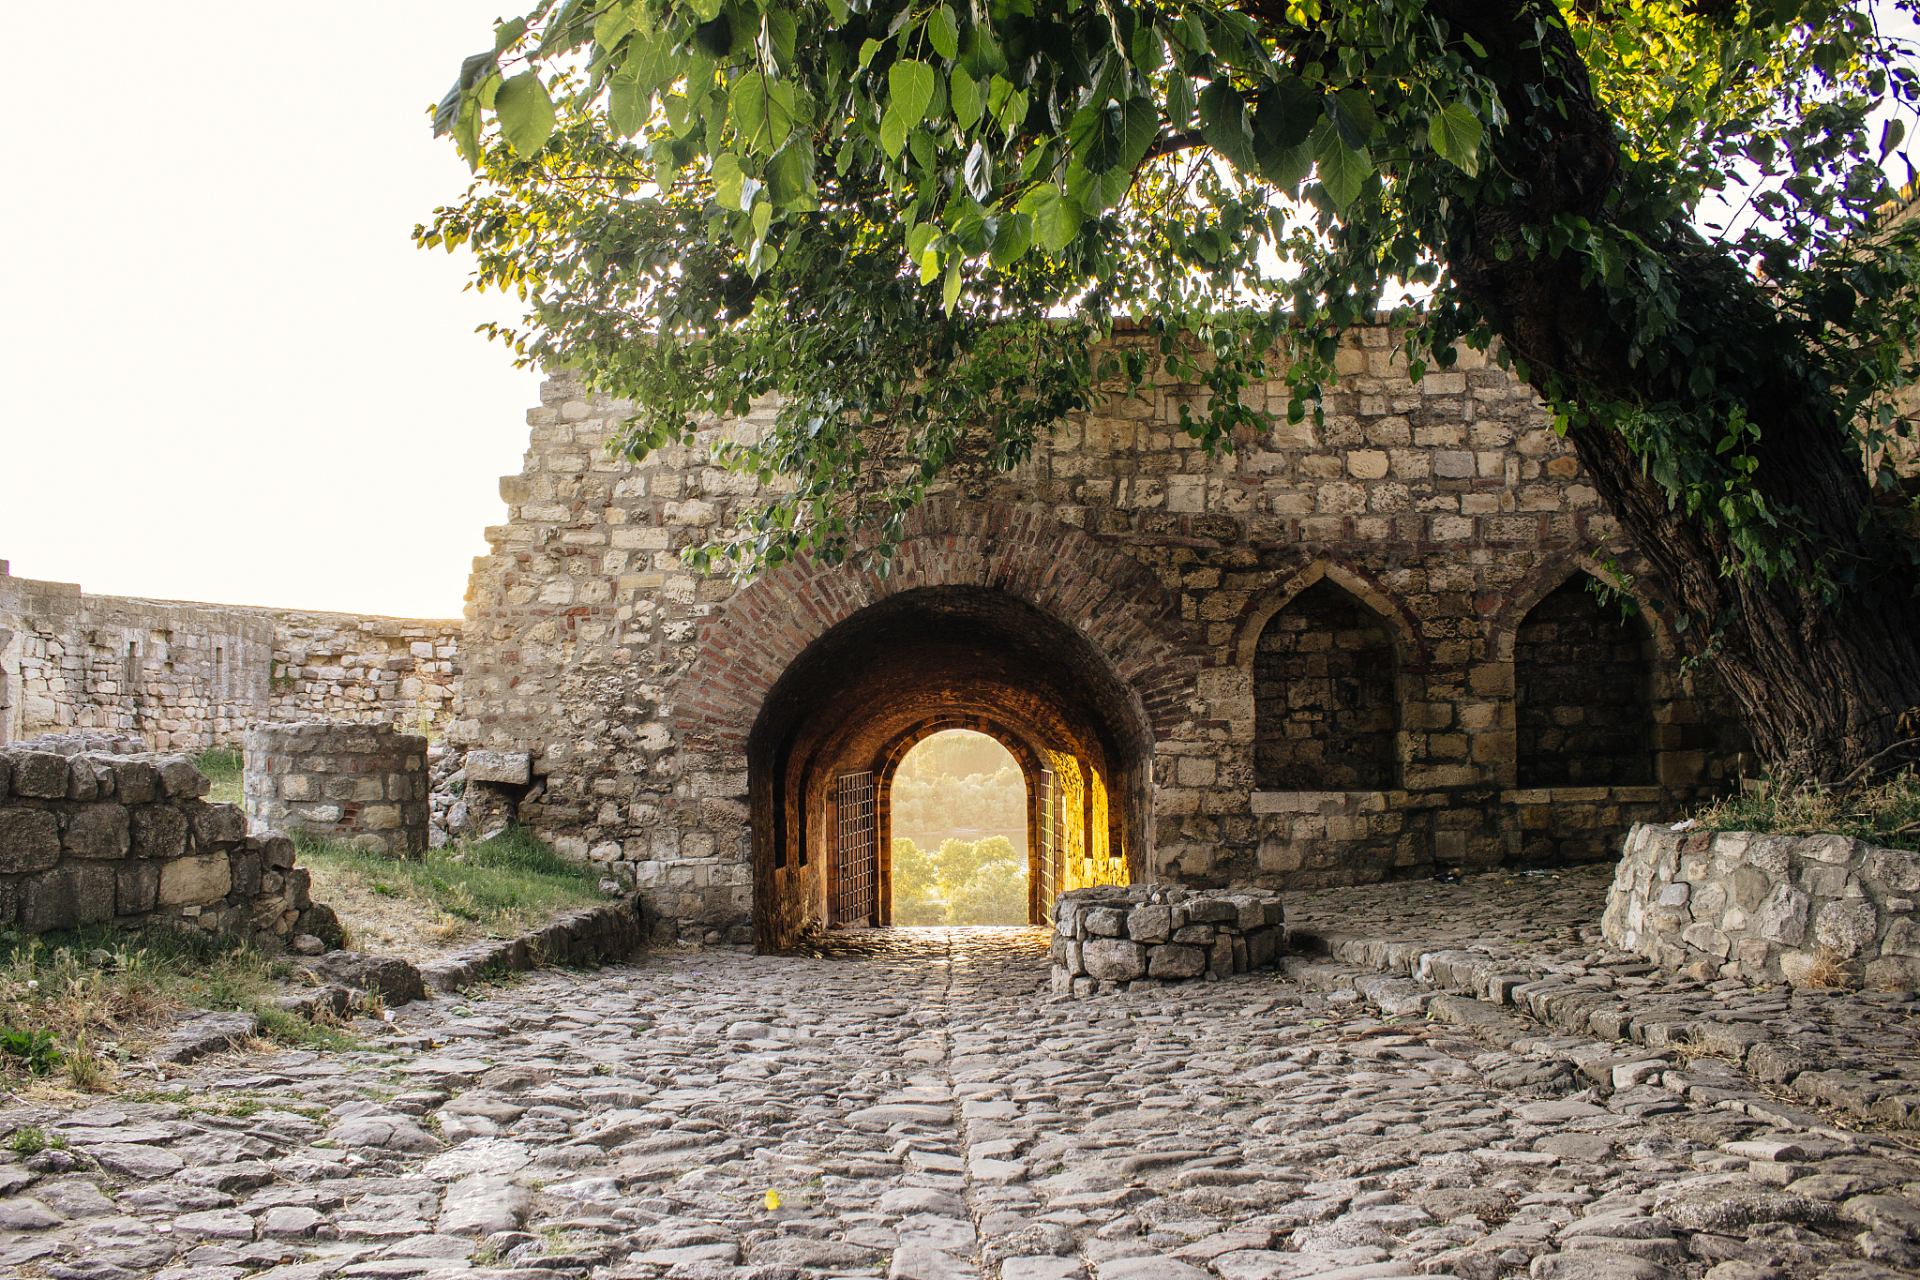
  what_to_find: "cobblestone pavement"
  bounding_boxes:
[4,910,1920,1280]
[1283,867,1920,1131]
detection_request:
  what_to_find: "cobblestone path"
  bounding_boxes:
[6,924,1920,1280]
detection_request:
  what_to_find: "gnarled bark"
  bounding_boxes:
[1433,0,1920,782]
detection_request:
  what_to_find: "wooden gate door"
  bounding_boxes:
[831,771,877,926]
[1036,766,1058,924]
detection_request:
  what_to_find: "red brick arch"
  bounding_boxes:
[674,498,1206,751]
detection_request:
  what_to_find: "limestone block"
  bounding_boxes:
[7,751,69,798]
[1656,883,1690,907]
[1732,865,1771,913]
[63,804,129,859]
[21,862,116,932]
[1148,944,1207,979]
[0,809,61,873]
[1882,918,1920,957]
[1084,907,1124,937]
[1127,905,1172,943]
[1865,846,1920,894]
[1752,883,1811,947]
[1693,881,1728,920]
[65,757,98,802]
[360,804,401,831]
[1082,940,1147,982]
[159,854,233,906]
[130,805,189,859]
[1814,900,1878,957]
[1187,898,1240,924]
[1799,834,1861,865]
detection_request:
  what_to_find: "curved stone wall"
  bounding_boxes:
[1049,883,1285,996]
[244,720,429,856]
[1603,822,1920,987]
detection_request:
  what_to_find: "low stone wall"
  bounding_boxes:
[0,738,339,944]
[1603,822,1920,987]
[1049,884,1285,996]
[244,721,430,856]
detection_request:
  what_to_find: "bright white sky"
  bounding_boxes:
[0,2,543,619]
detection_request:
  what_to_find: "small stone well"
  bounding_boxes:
[1050,884,1286,996]
[245,720,429,856]
[1605,822,1920,987]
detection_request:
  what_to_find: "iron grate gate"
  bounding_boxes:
[831,771,877,926]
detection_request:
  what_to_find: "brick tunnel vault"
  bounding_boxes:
[747,586,1153,952]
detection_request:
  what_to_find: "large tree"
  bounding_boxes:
[422,0,1920,781]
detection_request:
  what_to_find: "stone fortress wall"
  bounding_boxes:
[451,324,1752,947]
[0,560,462,752]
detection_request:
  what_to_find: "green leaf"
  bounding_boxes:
[1017,183,1084,252]
[858,37,884,69]
[1069,104,1124,173]
[609,67,649,137]
[1429,103,1483,176]
[1255,74,1319,152]
[1131,24,1164,73]
[689,0,724,22]
[766,141,818,210]
[881,106,912,160]
[929,5,961,61]
[1198,81,1258,172]
[943,256,963,313]
[495,72,557,156]
[493,17,528,53]
[763,10,797,67]
[1165,69,1194,130]
[711,151,747,209]
[990,212,1032,268]
[1116,96,1160,173]
[731,72,797,153]
[952,70,983,131]
[891,59,938,125]
[1313,124,1372,208]
[1328,86,1376,152]
[1881,117,1906,160]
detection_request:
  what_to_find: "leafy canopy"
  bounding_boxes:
[421,0,1920,585]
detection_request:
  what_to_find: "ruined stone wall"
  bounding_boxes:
[453,325,1750,944]
[244,721,431,856]
[0,737,338,944]
[0,561,461,750]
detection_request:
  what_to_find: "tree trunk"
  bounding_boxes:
[1431,0,1920,783]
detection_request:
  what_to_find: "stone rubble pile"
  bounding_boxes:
[426,741,468,849]
[0,739,342,944]
[1605,823,1920,988]
[1051,884,1286,996]
[3,925,1918,1280]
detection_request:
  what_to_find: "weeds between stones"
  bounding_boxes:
[0,925,357,1085]
[193,747,245,805]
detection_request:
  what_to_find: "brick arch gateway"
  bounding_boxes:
[453,329,1755,950]
[681,500,1200,952]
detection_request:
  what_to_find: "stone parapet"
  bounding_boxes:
[1604,822,1920,987]
[244,720,430,857]
[0,737,339,944]
[1048,883,1284,996]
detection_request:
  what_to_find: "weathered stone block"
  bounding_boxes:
[130,805,189,859]
[159,854,233,906]
[156,756,210,799]
[7,751,69,799]
[63,804,129,859]
[117,861,160,914]
[108,758,158,805]
[1127,905,1172,943]
[1187,898,1240,924]
[189,802,249,850]
[1752,883,1811,947]
[1148,944,1206,979]
[1084,906,1124,937]
[466,751,532,785]
[21,861,116,932]
[229,849,262,899]
[1814,900,1877,957]
[1082,939,1147,982]
[0,809,61,873]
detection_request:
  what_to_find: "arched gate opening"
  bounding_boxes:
[747,586,1151,952]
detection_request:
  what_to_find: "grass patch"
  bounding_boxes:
[1691,770,1920,851]
[0,924,357,1088]
[294,826,609,959]
[194,747,245,806]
